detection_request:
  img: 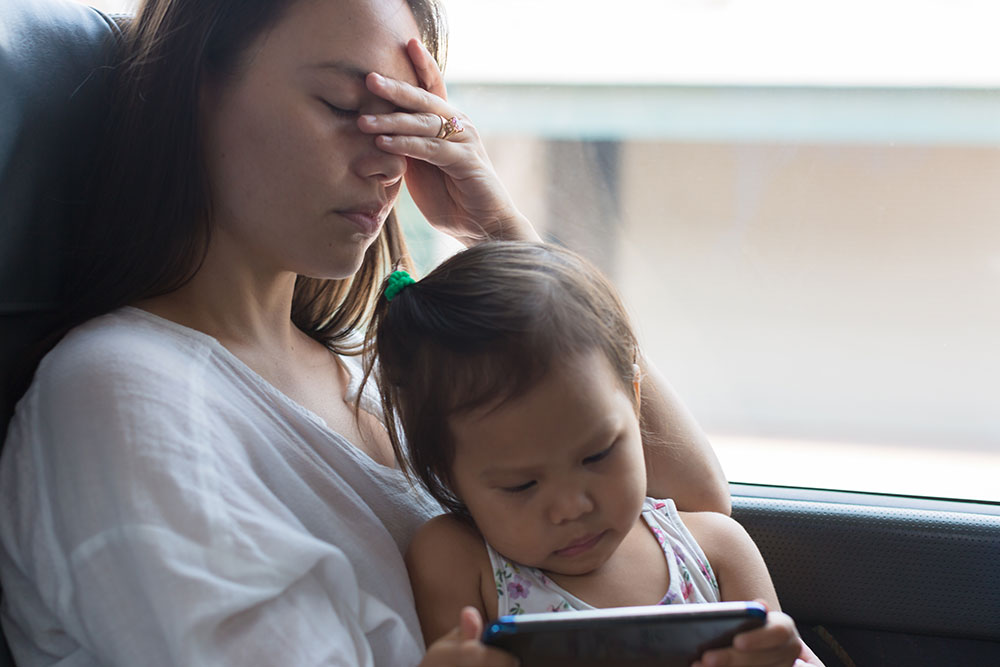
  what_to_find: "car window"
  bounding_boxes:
[81,0,1000,503]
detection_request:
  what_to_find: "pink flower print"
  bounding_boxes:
[680,577,694,600]
[695,556,719,590]
[650,525,667,548]
[671,547,696,600]
[507,575,532,600]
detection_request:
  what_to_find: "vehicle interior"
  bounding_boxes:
[2,0,999,665]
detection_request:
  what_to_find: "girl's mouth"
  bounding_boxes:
[554,530,607,558]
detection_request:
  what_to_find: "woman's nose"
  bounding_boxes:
[547,487,595,525]
[353,137,407,185]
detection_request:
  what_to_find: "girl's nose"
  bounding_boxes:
[547,487,595,525]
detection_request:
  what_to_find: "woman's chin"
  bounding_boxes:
[298,252,370,282]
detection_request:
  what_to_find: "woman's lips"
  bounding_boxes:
[339,206,388,236]
[554,531,606,558]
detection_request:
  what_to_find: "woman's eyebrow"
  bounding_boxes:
[305,60,368,81]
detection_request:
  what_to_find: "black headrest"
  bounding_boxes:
[0,0,121,435]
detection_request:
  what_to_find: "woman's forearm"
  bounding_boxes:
[640,356,731,515]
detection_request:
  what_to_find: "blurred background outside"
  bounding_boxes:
[81,0,1000,502]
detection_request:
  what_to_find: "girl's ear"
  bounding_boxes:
[632,363,642,405]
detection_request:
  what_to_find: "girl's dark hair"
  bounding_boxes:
[364,241,639,517]
[59,0,447,353]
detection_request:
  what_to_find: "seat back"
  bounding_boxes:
[1,0,120,435]
[1,0,122,662]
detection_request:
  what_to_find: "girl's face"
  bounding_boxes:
[200,0,421,280]
[449,350,648,577]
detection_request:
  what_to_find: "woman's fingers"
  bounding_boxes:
[373,134,473,170]
[366,71,453,118]
[358,111,467,142]
[361,109,480,171]
[361,43,537,244]
[407,38,448,99]
[363,38,453,137]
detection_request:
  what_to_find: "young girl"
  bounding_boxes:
[365,241,823,667]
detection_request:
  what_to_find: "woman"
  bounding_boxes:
[0,0,729,665]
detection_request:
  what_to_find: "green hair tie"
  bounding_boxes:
[384,269,416,302]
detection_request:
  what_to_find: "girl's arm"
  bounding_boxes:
[641,358,731,515]
[408,518,520,666]
[682,512,825,667]
[405,513,495,646]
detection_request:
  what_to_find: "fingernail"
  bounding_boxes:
[361,115,377,124]
[370,72,384,84]
[379,136,393,144]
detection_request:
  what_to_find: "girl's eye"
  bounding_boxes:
[501,480,536,494]
[583,444,616,465]
[322,100,356,118]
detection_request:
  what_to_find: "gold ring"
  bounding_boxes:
[436,115,464,140]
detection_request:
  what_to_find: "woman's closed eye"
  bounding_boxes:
[583,443,616,465]
[321,99,357,118]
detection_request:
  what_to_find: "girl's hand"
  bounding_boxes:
[693,605,824,667]
[419,606,520,667]
[361,39,539,246]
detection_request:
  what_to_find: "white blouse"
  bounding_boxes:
[0,307,442,666]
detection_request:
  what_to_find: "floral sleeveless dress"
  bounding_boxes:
[488,497,720,616]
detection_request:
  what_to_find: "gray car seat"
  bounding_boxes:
[1,0,122,662]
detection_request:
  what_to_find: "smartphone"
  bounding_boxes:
[481,600,767,667]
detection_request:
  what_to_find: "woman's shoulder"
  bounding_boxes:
[34,307,217,392]
[15,307,226,433]
[50,307,212,368]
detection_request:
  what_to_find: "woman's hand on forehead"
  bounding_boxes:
[358,39,539,245]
